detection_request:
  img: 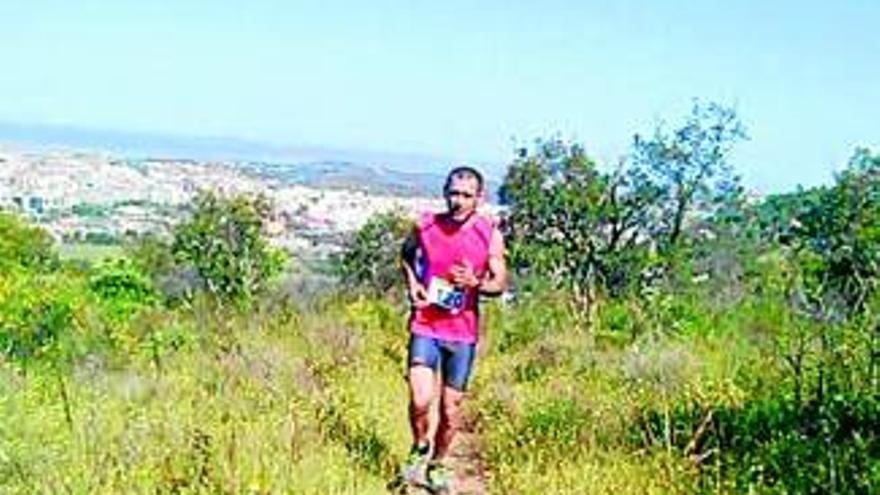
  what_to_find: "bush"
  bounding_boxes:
[714,393,880,493]
[88,258,159,323]
[335,210,413,295]
[0,271,89,365]
[0,212,57,273]
[172,191,287,305]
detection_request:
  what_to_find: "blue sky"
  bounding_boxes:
[1,1,878,192]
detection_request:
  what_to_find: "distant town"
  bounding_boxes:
[0,145,461,261]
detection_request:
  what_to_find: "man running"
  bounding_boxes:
[399,166,507,493]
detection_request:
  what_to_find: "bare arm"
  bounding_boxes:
[478,228,508,296]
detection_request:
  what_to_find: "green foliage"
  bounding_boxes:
[500,102,748,304]
[0,211,57,273]
[127,234,176,278]
[713,393,880,494]
[171,190,287,305]
[741,152,880,495]
[58,243,124,264]
[0,295,407,494]
[336,210,413,294]
[631,101,747,251]
[0,271,87,365]
[786,148,880,315]
[88,258,158,323]
[479,109,876,492]
[500,140,619,298]
[1,274,878,494]
[3,106,880,495]
[519,397,591,453]
[488,290,877,493]
[493,278,577,352]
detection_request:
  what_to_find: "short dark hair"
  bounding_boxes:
[444,166,484,193]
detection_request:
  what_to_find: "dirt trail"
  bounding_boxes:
[397,408,488,495]
[445,413,488,495]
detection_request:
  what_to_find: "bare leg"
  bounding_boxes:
[433,385,465,460]
[408,365,436,446]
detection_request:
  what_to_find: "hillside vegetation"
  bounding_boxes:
[2,103,878,494]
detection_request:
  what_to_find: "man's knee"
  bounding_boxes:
[409,365,435,409]
[411,394,432,414]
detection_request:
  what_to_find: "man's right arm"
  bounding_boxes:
[400,229,429,308]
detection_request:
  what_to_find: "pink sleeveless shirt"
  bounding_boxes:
[410,211,496,344]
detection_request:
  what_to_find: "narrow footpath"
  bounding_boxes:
[398,407,487,495]
[445,412,488,495]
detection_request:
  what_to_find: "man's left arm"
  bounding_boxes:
[478,228,507,296]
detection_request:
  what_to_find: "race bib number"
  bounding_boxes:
[427,277,466,312]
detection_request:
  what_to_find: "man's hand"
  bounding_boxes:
[450,259,480,289]
[409,282,430,309]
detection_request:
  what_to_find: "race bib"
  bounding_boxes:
[426,277,466,312]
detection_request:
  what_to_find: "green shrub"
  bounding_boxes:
[335,210,413,295]
[0,272,88,366]
[714,393,880,494]
[0,212,57,273]
[88,258,158,322]
[172,190,287,305]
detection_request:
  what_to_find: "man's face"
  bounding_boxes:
[444,174,481,220]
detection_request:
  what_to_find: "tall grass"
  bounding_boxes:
[472,286,878,494]
[2,284,877,493]
[0,296,412,494]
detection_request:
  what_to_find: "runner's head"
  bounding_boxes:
[443,166,483,221]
